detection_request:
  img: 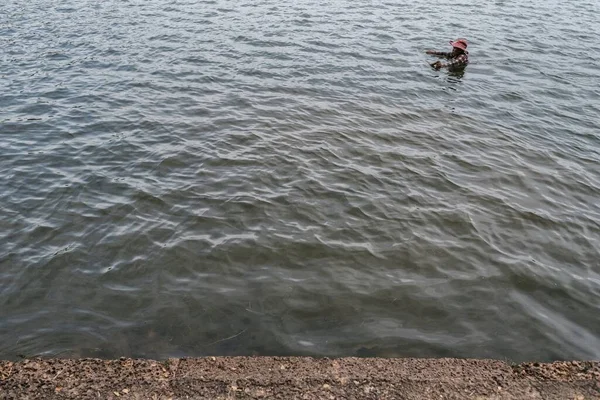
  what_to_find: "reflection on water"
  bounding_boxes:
[1,0,600,362]
[447,68,466,80]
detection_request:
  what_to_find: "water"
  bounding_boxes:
[1,0,600,363]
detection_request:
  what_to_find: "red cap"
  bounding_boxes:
[450,38,468,51]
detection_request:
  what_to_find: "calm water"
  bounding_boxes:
[1,0,600,362]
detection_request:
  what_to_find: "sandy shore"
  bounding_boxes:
[1,357,598,399]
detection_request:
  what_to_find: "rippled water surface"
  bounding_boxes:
[1,0,600,362]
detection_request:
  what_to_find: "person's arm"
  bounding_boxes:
[426,50,452,58]
[432,54,468,69]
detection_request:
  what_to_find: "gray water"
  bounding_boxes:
[1,0,600,362]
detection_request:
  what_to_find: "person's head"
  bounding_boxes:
[450,38,468,56]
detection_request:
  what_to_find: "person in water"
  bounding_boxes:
[426,38,469,70]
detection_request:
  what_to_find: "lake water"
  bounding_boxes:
[1,0,599,362]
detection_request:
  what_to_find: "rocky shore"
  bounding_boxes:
[1,357,599,399]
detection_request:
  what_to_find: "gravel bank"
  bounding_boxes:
[1,357,599,399]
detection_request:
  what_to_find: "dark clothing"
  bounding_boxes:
[431,51,469,68]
